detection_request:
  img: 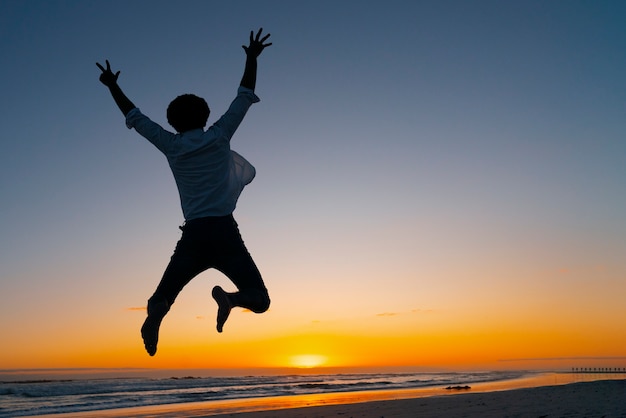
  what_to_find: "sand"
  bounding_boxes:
[212,379,626,417]
[32,377,626,418]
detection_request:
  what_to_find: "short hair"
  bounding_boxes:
[166,94,210,133]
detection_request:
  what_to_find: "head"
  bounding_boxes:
[166,94,210,133]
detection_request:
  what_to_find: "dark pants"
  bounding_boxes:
[151,215,269,311]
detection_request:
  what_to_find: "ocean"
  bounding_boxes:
[0,370,529,417]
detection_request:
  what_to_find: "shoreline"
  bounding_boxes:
[26,373,626,418]
[220,379,626,418]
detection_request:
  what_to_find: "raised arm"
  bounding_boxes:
[96,60,136,116]
[240,28,272,91]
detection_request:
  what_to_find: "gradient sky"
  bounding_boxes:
[1,0,625,373]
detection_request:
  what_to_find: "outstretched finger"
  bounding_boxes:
[255,28,264,42]
[96,62,105,72]
[260,33,271,44]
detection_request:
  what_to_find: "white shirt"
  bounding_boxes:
[125,86,260,220]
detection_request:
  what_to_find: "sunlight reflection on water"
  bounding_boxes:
[27,372,625,418]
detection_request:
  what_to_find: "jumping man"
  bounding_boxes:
[97,28,272,356]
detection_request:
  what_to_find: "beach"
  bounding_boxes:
[213,379,626,417]
[25,375,625,418]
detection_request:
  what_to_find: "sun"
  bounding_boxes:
[289,354,328,368]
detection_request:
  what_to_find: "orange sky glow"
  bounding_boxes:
[1,1,625,377]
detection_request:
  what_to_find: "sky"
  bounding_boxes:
[1,0,625,374]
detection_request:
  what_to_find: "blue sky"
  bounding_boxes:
[1,1,625,369]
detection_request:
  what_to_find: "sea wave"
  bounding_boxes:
[0,371,528,417]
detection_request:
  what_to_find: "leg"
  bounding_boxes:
[212,218,270,332]
[211,285,232,333]
[212,285,269,333]
[140,296,169,356]
[141,231,207,356]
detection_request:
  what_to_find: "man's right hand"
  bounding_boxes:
[96,60,120,87]
[96,59,136,116]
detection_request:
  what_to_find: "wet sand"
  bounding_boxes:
[31,375,626,418]
[213,379,626,417]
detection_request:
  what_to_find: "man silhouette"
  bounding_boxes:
[97,28,272,356]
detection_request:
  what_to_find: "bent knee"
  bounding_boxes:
[238,288,270,313]
[252,293,271,313]
[249,290,270,313]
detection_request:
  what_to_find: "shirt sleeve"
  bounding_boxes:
[237,86,261,103]
[125,108,176,154]
[209,87,260,141]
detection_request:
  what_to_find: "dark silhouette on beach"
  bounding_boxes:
[97,28,272,356]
